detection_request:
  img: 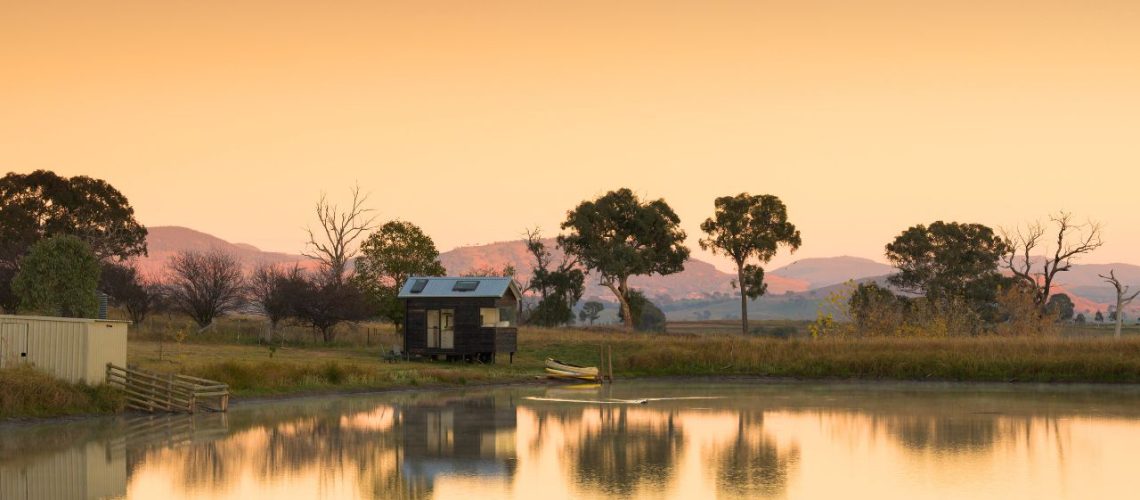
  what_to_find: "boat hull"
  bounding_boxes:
[545,358,599,376]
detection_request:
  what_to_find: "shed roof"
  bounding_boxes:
[397,276,521,299]
[0,314,130,324]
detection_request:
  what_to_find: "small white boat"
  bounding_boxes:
[545,358,600,381]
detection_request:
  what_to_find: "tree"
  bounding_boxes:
[847,282,906,334]
[1045,293,1075,321]
[165,250,246,329]
[304,185,376,285]
[462,264,517,278]
[1075,313,1086,324]
[1098,270,1139,338]
[248,263,306,342]
[616,290,666,332]
[1095,310,1104,323]
[355,220,446,331]
[525,228,585,327]
[578,301,605,325]
[885,221,1009,317]
[99,262,164,325]
[0,170,147,312]
[558,188,689,330]
[11,235,101,317]
[293,274,370,343]
[700,193,802,334]
[1002,213,1103,309]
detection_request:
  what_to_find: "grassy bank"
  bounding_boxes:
[8,320,1140,420]
[0,366,124,419]
[128,325,1140,396]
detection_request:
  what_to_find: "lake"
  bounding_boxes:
[3,380,1140,499]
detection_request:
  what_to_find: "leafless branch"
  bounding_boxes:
[303,184,377,283]
[1001,212,1103,309]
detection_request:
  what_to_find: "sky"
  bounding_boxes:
[2,0,1138,272]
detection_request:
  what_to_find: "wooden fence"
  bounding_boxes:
[106,363,230,413]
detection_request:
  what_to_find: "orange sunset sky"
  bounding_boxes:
[2,0,1138,271]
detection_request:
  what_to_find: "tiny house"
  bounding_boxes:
[0,314,128,384]
[398,277,521,363]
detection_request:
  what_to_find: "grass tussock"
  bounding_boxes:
[0,366,124,419]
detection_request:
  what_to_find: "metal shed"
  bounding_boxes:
[0,314,128,385]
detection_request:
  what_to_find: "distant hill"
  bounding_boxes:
[135,226,315,277]
[438,238,807,300]
[134,226,1138,318]
[768,256,894,289]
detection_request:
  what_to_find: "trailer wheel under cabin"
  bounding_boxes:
[399,277,520,363]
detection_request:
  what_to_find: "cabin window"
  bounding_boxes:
[497,306,517,327]
[410,279,429,293]
[480,308,500,327]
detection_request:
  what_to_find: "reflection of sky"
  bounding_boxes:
[6,385,1139,499]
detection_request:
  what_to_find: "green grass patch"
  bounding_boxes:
[0,366,124,420]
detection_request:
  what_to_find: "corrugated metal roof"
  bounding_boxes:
[397,276,521,299]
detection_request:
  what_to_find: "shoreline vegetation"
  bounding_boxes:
[5,320,1140,421]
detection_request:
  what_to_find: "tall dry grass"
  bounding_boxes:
[0,366,124,419]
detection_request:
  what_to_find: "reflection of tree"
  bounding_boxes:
[715,412,799,498]
[884,416,1002,453]
[573,407,683,496]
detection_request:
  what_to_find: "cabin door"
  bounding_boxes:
[440,309,455,349]
[426,310,440,348]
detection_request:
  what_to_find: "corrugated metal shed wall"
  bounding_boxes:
[0,315,127,384]
[84,321,127,383]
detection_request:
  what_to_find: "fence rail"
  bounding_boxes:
[106,363,229,414]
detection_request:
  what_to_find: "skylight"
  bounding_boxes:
[452,280,479,292]
[410,279,429,293]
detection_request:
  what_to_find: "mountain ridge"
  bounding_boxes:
[135,226,1136,316]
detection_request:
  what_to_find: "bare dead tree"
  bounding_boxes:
[166,250,246,330]
[1098,270,1140,338]
[303,185,377,284]
[1001,212,1103,309]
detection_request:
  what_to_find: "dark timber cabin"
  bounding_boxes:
[398,276,521,363]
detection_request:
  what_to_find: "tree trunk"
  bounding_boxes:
[607,277,634,331]
[1115,297,1124,339]
[738,265,748,335]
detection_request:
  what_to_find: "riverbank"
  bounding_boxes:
[6,326,1140,420]
[0,366,124,420]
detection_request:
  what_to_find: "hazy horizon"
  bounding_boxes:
[4,1,1138,273]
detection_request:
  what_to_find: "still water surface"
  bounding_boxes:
[4,381,1140,499]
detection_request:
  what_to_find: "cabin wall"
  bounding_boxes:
[404,297,501,356]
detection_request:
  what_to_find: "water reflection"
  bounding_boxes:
[3,382,1140,499]
[713,413,799,498]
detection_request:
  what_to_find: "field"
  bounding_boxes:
[126,317,1140,391]
[5,316,1140,420]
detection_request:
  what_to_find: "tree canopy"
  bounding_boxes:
[11,235,102,318]
[700,193,801,334]
[558,188,689,329]
[524,228,585,327]
[886,221,1009,307]
[0,170,147,312]
[354,220,446,330]
[616,290,667,332]
[1045,293,1075,321]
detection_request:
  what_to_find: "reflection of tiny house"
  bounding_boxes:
[398,277,520,362]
